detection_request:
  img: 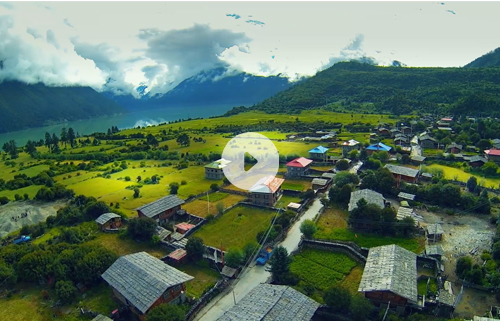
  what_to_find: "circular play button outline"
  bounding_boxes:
[221,132,280,191]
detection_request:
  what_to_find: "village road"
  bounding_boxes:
[194,198,324,321]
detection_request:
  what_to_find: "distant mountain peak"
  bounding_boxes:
[465,47,500,68]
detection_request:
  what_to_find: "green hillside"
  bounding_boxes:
[252,61,500,116]
[465,47,500,68]
[0,81,124,133]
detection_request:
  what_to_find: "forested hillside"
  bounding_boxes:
[0,81,124,133]
[252,61,500,116]
[465,47,500,68]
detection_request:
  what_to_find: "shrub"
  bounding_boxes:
[181,180,187,185]
[323,285,351,313]
[14,194,22,201]
[55,280,77,304]
[300,219,317,239]
[0,196,10,205]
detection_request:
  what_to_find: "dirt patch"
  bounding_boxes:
[0,200,68,238]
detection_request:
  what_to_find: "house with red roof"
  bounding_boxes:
[485,149,500,163]
[286,157,313,178]
[249,176,285,207]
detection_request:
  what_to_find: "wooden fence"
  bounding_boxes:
[185,279,230,321]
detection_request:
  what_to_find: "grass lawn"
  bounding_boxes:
[55,170,104,186]
[281,179,311,192]
[291,249,361,304]
[256,131,291,140]
[0,286,47,321]
[177,263,221,299]
[32,227,61,245]
[0,184,41,200]
[87,232,170,258]
[193,205,276,249]
[427,164,500,188]
[183,194,246,218]
[199,192,229,202]
[315,207,425,253]
[418,279,427,295]
[276,195,302,209]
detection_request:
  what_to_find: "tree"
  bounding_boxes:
[224,248,244,268]
[456,256,473,278]
[336,159,349,171]
[359,149,368,161]
[169,182,180,195]
[348,149,359,160]
[374,167,397,195]
[376,151,389,163]
[349,295,373,321]
[493,242,500,260]
[300,219,317,239]
[83,201,112,220]
[60,128,68,148]
[334,172,359,188]
[127,217,157,241]
[2,140,18,159]
[146,304,185,321]
[185,237,205,261]
[243,242,259,261]
[25,140,38,157]
[0,262,17,288]
[55,280,77,304]
[176,133,190,146]
[323,285,351,313]
[401,154,411,164]
[477,139,492,150]
[210,183,220,192]
[268,246,291,284]
[146,134,159,147]
[483,161,499,176]
[51,133,60,152]
[68,128,76,148]
[467,176,478,193]
[133,188,140,198]
[44,132,52,149]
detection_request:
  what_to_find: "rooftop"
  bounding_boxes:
[447,142,463,150]
[426,244,444,257]
[321,172,336,179]
[249,176,285,194]
[419,134,437,142]
[426,223,444,235]
[366,142,392,152]
[438,289,456,307]
[101,252,194,314]
[348,189,385,212]
[384,164,420,178]
[358,244,418,303]
[204,158,231,169]
[308,145,329,154]
[311,178,328,186]
[221,265,238,278]
[286,157,313,168]
[342,139,360,146]
[175,222,195,232]
[398,192,416,200]
[468,155,488,163]
[411,155,426,162]
[167,248,187,261]
[485,149,500,156]
[92,315,113,321]
[135,195,185,218]
[95,213,121,225]
[218,284,320,321]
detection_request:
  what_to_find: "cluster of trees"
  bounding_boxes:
[328,172,360,205]
[0,170,54,191]
[127,217,157,242]
[46,194,115,227]
[252,61,500,116]
[322,285,374,321]
[35,184,75,202]
[212,119,341,136]
[2,140,18,159]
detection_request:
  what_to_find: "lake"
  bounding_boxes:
[0,104,236,147]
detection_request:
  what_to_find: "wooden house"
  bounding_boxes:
[204,158,231,180]
[485,149,500,163]
[285,157,313,178]
[166,248,188,265]
[101,252,194,321]
[175,222,195,234]
[136,195,185,225]
[426,223,444,243]
[446,143,463,154]
[468,155,487,168]
[419,134,438,149]
[95,213,122,231]
[384,164,420,186]
[378,128,391,137]
[249,176,285,207]
[358,245,418,308]
[366,142,392,155]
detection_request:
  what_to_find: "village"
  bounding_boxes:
[2,112,500,321]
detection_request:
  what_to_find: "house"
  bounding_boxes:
[378,127,391,137]
[366,142,392,155]
[136,195,185,225]
[468,155,488,167]
[287,202,301,211]
[401,126,412,135]
[437,126,453,132]
[425,244,444,260]
[308,146,329,161]
[446,143,463,154]
[390,128,402,137]
[342,139,360,157]
[348,189,386,212]
[156,226,172,242]
[436,288,457,317]
[166,248,187,265]
[221,265,239,279]
[205,158,231,179]
[249,176,285,207]
[384,164,420,186]
[311,178,329,191]
[175,222,195,234]
[426,223,444,243]
[358,244,418,308]
[419,134,438,149]
[218,284,320,321]
[420,172,433,181]
[285,157,313,178]
[101,252,194,320]
[321,172,336,184]
[92,315,112,321]
[394,136,409,146]
[396,207,419,227]
[411,155,426,164]
[485,149,500,163]
[95,213,122,231]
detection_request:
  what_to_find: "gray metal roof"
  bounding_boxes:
[348,189,385,212]
[135,195,185,218]
[219,284,320,321]
[419,134,437,142]
[410,155,426,162]
[101,252,194,314]
[321,172,336,179]
[447,142,463,150]
[426,244,444,256]
[398,192,416,200]
[358,245,418,303]
[426,223,444,235]
[384,164,420,178]
[95,213,121,225]
[311,178,328,186]
[221,265,238,278]
[468,155,487,163]
[438,289,456,307]
[92,315,112,321]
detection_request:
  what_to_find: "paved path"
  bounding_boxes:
[194,198,324,321]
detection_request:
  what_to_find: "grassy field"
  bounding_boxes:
[276,195,302,209]
[193,205,276,249]
[291,249,361,304]
[315,207,424,253]
[177,263,221,299]
[427,164,500,188]
[88,232,170,258]
[281,179,311,191]
[0,184,41,199]
[183,194,246,218]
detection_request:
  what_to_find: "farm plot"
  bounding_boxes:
[183,193,246,218]
[427,164,500,188]
[281,179,311,191]
[193,205,276,249]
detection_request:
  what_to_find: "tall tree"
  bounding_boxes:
[185,237,205,261]
[176,133,190,146]
[51,133,60,152]
[323,285,351,313]
[67,128,76,148]
[2,140,18,159]
[25,140,37,157]
[44,132,52,149]
[60,128,68,148]
[268,246,291,284]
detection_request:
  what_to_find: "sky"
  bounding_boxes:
[1,1,500,97]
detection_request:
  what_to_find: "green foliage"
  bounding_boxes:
[224,248,244,268]
[299,219,317,239]
[268,246,291,284]
[127,217,157,241]
[335,159,349,171]
[210,183,220,192]
[349,295,373,321]
[323,286,351,313]
[216,202,224,215]
[55,280,77,304]
[334,172,359,188]
[146,304,186,321]
[467,176,478,192]
[133,187,140,198]
[0,261,17,288]
[185,237,205,262]
[483,161,499,176]
[176,133,190,147]
[170,182,180,195]
[243,241,259,261]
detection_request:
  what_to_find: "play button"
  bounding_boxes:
[222,132,280,191]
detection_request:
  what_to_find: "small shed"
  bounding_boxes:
[398,192,416,201]
[175,222,196,234]
[411,155,426,164]
[321,172,336,183]
[156,226,172,241]
[312,178,328,190]
[425,244,444,260]
[287,202,301,211]
[426,223,444,242]
[396,207,419,227]
[221,265,239,279]
[167,248,187,264]
[95,213,122,231]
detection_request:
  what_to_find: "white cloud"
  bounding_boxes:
[1,1,500,96]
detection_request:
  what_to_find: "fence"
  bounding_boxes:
[185,279,230,321]
[219,187,249,196]
[300,239,367,264]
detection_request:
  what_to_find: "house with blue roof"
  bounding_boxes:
[366,142,392,155]
[308,145,329,161]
